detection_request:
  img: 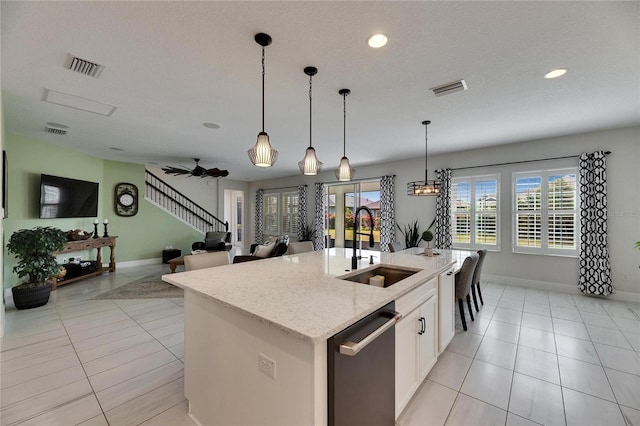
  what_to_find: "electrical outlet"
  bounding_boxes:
[258,353,276,380]
[623,273,630,280]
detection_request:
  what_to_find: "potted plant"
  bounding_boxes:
[397,219,421,248]
[300,223,317,242]
[421,218,436,256]
[6,226,67,309]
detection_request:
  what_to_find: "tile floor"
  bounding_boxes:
[398,283,640,426]
[2,264,639,425]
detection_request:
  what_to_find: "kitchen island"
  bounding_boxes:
[163,247,458,426]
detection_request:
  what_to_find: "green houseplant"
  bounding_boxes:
[397,219,421,248]
[300,223,317,242]
[7,226,67,309]
[421,218,436,248]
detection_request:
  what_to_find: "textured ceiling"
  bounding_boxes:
[1,1,638,181]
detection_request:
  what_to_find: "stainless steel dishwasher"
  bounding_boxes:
[327,301,401,426]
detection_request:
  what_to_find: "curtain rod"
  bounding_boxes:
[323,174,396,185]
[261,184,307,191]
[447,151,611,171]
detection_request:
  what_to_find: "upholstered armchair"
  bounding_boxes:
[192,231,232,252]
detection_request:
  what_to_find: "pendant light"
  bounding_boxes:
[407,120,441,195]
[298,66,322,175]
[334,88,355,181]
[248,33,279,167]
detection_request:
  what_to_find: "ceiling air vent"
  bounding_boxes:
[66,54,105,78]
[430,79,467,97]
[46,123,69,135]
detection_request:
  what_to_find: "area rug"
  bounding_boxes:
[92,274,183,300]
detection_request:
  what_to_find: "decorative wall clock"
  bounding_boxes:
[114,182,138,217]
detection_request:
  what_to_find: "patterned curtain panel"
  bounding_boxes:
[435,169,453,250]
[379,175,396,252]
[314,183,325,250]
[579,151,613,296]
[297,185,307,241]
[255,189,264,244]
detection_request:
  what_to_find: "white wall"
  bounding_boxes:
[248,126,640,297]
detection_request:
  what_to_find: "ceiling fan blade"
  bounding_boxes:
[205,168,229,178]
[162,166,192,176]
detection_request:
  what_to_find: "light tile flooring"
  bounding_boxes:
[2,264,639,425]
[398,283,640,426]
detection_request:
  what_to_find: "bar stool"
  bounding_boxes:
[471,248,487,312]
[455,253,480,331]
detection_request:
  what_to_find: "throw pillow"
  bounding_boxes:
[254,242,275,258]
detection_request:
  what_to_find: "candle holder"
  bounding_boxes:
[92,223,99,238]
[103,223,109,238]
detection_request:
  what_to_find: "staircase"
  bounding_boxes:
[145,170,228,234]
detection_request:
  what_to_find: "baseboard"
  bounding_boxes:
[116,258,163,269]
[484,274,640,303]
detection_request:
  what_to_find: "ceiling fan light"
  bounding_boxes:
[298,146,323,175]
[248,132,278,167]
[335,157,355,181]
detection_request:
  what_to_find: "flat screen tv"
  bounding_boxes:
[39,174,99,219]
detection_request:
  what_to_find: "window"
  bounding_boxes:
[513,168,578,256]
[451,175,500,250]
[262,191,298,238]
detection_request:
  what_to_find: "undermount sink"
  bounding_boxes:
[339,265,422,288]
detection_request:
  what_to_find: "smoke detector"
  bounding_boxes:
[430,79,467,97]
[45,122,69,135]
[65,54,105,78]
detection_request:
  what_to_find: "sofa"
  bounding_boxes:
[192,231,232,252]
[232,237,289,263]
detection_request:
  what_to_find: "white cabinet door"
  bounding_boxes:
[395,307,420,418]
[438,268,455,353]
[418,296,438,380]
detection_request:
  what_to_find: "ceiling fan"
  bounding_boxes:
[161,158,229,178]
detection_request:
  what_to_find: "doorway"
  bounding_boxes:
[324,180,381,251]
[224,190,244,247]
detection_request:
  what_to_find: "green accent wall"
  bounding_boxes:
[3,132,202,289]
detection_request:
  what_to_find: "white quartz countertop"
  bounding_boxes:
[162,248,457,344]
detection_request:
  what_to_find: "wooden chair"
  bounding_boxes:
[454,253,480,331]
[287,241,314,254]
[184,251,230,271]
[471,248,487,312]
[388,242,403,252]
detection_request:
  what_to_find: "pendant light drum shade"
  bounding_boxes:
[248,33,279,168]
[334,88,355,181]
[298,66,323,175]
[407,120,441,195]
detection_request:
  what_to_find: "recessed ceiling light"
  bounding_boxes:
[544,68,568,79]
[109,147,124,151]
[203,122,220,129]
[368,33,388,48]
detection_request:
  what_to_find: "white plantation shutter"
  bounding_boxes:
[513,169,578,255]
[451,175,499,249]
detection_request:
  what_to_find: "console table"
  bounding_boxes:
[53,236,117,290]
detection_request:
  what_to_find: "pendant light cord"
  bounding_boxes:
[424,122,429,181]
[309,74,313,148]
[261,46,265,132]
[342,92,347,156]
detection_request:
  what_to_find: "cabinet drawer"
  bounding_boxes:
[395,277,437,317]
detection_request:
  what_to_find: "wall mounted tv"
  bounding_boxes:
[39,174,99,219]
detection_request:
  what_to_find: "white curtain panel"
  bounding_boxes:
[379,175,395,252]
[435,168,453,250]
[578,151,613,296]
